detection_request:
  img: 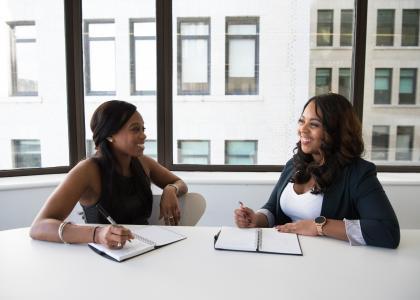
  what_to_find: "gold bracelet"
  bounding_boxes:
[167,183,179,196]
[58,221,72,244]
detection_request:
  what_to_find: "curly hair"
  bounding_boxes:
[291,93,364,193]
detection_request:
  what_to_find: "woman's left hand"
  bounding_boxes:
[159,186,181,225]
[275,220,318,236]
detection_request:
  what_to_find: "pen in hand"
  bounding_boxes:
[238,201,252,225]
[96,203,133,243]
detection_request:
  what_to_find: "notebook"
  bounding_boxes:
[214,226,302,255]
[88,226,187,262]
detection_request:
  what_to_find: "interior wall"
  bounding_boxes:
[1,178,419,231]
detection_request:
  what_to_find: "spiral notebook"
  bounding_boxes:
[88,226,186,262]
[214,226,302,255]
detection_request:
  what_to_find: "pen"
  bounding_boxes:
[96,203,132,242]
[238,201,251,224]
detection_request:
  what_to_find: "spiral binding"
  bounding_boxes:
[256,228,262,251]
[133,232,156,246]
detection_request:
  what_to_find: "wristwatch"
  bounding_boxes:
[314,216,327,236]
[167,183,179,196]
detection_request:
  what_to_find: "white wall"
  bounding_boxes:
[1,172,420,231]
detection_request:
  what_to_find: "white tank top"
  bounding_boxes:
[280,182,324,222]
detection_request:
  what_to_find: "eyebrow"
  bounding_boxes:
[300,116,322,122]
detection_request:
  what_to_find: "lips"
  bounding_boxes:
[137,144,145,151]
[301,137,311,145]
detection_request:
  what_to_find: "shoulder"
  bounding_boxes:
[137,155,158,177]
[346,158,377,177]
[68,158,101,182]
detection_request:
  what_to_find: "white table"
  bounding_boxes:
[1,226,419,300]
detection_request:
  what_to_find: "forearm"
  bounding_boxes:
[323,219,348,241]
[30,218,96,244]
[255,212,269,228]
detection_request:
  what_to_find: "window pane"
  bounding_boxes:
[83,0,157,161]
[178,140,210,164]
[374,68,392,104]
[172,0,354,166]
[339,68,351,100]
[396,126,414,161]
[0,1,69,171]
[376,9,395,46]
[340,9,353,46]
[144,140,157,160]
[131,19,156,95]
[317,10,333,46]
[399,68,417,104]
[371,126,389,161]
[315,68,331,95]
[364,2,420,167]
[177,18,210,95]
[12,139,41,168]
[402,10,419,46]
[225,140,257,165]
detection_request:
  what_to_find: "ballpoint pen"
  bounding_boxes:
[238,201,252,224]
[96,203,133,242]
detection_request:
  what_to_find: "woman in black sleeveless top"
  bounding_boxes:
[30,100,188,249]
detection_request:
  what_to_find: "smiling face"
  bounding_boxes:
[298,100,325,162]
[109,111,147,158]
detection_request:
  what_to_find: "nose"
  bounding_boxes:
[299,121,309,134]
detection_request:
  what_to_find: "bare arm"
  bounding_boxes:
[29,160,133,247]
[140,156,188,224]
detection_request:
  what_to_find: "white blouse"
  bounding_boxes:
[257,182,366,246]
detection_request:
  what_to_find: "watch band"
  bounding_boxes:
[315,216,327,236]
[167,183,179,195]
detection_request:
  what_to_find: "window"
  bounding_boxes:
[374,68,392,104]
[376,10,394,46]
[402,10,419,46]
[85,140,96,158]
[8,21,38,96]
[177,18,210,95]
[225,17,259,95]
[371,126,389,161]
[399,68,417,104]
[144,140,157,160]
[317,10,333,46]
[84,20,116,95]
[340,9,353,46]
[315,68,331,95]
[12,139,41,168]
[130,19,156,95]
[339,68,351,100]
[396,126,414,161]
[225,140,257,165]
[178,140,210,164]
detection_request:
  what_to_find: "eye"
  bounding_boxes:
[310,122,320,128]
[298,118,304,124]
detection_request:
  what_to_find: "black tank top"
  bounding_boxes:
[81,158,153,225]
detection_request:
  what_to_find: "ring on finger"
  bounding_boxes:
[117,242,122,248]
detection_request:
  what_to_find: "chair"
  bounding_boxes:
[148,192,206,226]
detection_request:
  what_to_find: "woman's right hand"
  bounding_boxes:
[234,206,257,228]
[95,225,134,249]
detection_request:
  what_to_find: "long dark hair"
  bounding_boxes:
[90,100,152,210]
[291,93,364,193]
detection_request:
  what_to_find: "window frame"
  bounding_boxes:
[374,68,392,105]
[225,16,259,95]
[225,140,258,165]
[399,68,417,105]
[340,9,353,47]
[2,0,419,177]
[130,18,157,96]
[177,140,211,165]
[376,9,395,46]
[83,19,116,96]
[7,21,38,97]
[177,17,211,95]
[402,9,419,47]
[317,9,334,47]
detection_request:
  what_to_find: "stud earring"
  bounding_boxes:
[107,137,113,143]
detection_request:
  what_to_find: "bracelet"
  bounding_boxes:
[167,183,179,196]
[58,221,72,244]
[92,226,100,243]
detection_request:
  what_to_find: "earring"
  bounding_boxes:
[107,137,113,143]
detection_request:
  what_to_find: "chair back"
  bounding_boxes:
[148,192,206,226]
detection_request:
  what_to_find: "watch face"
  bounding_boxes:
[315,216,326,224]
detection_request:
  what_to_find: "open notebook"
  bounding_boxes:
[214,226,302,255]
[88,226,186,262]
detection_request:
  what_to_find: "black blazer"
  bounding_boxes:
[262,158,400,249]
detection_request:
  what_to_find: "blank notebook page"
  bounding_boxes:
[259,228,302,255]
[215,227,257,251]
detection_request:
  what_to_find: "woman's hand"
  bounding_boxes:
[95,225,134,249]
[159,186,181,225]
[275,220,318,236]
[234,206,258,228]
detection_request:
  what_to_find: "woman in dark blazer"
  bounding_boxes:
[235,93,400,249]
